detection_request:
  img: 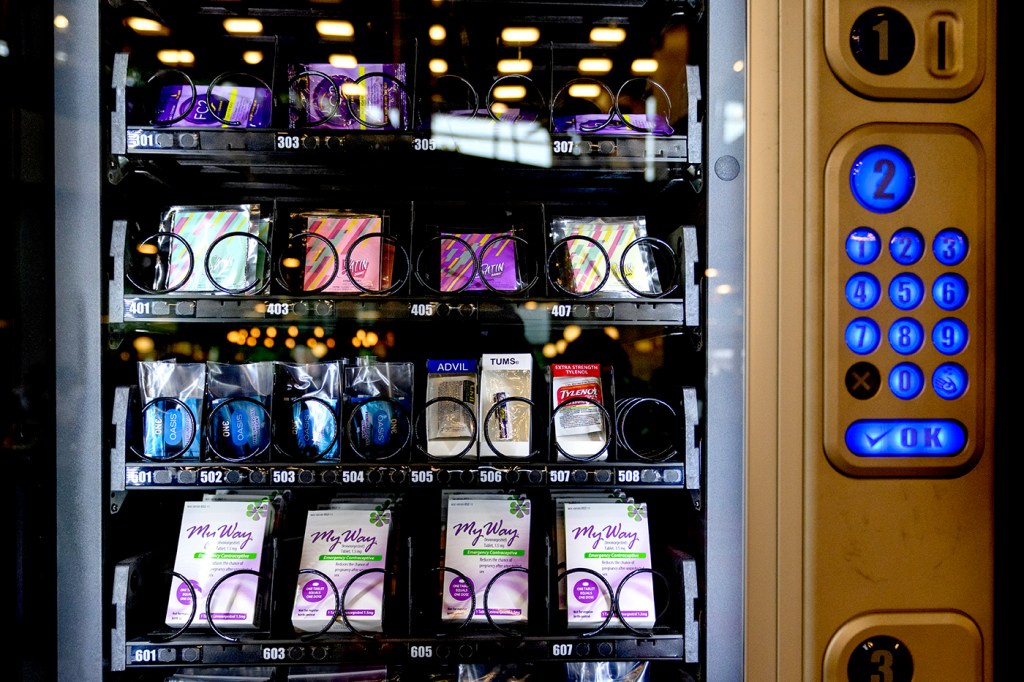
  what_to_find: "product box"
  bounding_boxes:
[439,232,520,292]
[550,363,608,461]
[291,505,392,633]
[440,492,531,624]
[425,359,478,459]
[549,216,661,298]
[562,499,654,630]
[165,497,273,629]
[289,63,409,130]
[162,205,269,294]
[301,213,385,293]
[153,84,273,128]
[478,353,533,458]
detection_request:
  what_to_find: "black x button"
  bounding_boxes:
[846,361,880,399]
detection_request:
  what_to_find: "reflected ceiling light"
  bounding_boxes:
[490,102,508,116]
[705,267,719,277]
[555,339,568,353]
[568,83,602,99]
[497,58,532,74]
[288,326,299,337]
[317,20,354,38]
[542,343,557,358]
[563,324,582,342]
[157,49,195,65]
[328,53,357,68]
[54,15,69,30]
[314,326,325,338]
[501,27,539,44]
[603,326,620,340]
[429,58,448,74]
[733,60,745,72]
[136,242,158,255]
[133,336,154,353]
[285,338,296,349]
[590,27,626,43]
[223,18,263,34]
[631,58,658,74]
[242,50,263,65]
[578,58,612,74]
[715,283,733,295]
[263,337,274,348]
[247,336,258,347]
[491,85,526,100]
[266,327,278,338]
[282,256,301,268]
[341,81,366,97]
[126,17,169,35]
[429,24,446,42]
[311,343,328,359]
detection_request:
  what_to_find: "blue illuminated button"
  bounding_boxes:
[888,273,924,310]
[849,146,915,213]
[846,227,881,264]
[846,318,881,355]
[846,273,881,309]
[932,363,968,399]
[889,228,924,265]
[888,318,924,354]
[932,318,969,355]
[933,228,969,265]
[888,362,924,400]
[932,273,968,310]
[846,419,966,456]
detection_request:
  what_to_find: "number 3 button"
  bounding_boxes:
[850,145,916,213]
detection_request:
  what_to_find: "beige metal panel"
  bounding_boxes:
[801,0,996,680]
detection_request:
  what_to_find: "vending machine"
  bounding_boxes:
[50,0,997,680]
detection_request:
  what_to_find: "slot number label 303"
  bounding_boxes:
[276,134,300,150]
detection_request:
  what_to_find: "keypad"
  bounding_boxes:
[823,125,985,472]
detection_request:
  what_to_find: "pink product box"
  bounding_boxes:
[439,232,519,292]
[303,215,383,292]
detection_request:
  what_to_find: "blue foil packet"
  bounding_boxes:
[274,361,341,461]
[137,361,205,461]
[205,362,274,462]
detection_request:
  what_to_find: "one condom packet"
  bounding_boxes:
[274,361,341,461]
[300,212,384,293]
[550,217,661,298]
[290,63,409,130]
[161,205,269,294]
[439,232,519,293]
[138,360,205,461]
[165,497,273,629]
[152,84,273,129]
[342,358,414,457]
[205,362,274,462]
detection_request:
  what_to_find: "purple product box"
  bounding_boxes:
[153,85,273,128]
[552,113,674,136]
[290,63,409,130]
[439,232,520,292]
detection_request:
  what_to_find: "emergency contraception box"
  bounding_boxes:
[165,498,272,629]
[291,505,391,633]
[563,499,655,630]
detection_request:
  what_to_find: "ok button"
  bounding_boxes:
[845,361,880,399]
